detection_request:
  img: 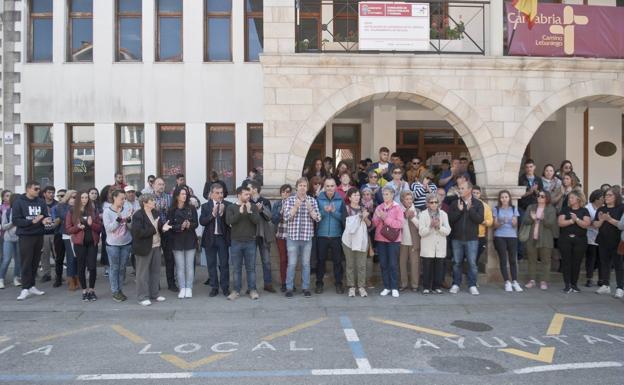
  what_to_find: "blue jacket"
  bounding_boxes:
[316,191,346,238]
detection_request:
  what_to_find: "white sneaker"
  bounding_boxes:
[155,296,166,302]
[596,285,611,295]
[29,287,45,296]
[178,289,185,299]
[449,284,460,294]
[13,277,21,287]
[358,287,368,297]
[139,299,152,306]
[469,286,480,295]
[348,287,356,297]
[0,279,4,289]
[615,288,624,299]
[185,288,192,298]
[504,281,512,292]
[512,281,524,292]
[17,289,30,301]
[391,289,399,298]
[380,289,390,296]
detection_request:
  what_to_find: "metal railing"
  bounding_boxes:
[294,0,488,55]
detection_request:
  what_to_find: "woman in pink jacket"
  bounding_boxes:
[372,186,405,298]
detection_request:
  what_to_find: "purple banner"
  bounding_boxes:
[505,2,624,59]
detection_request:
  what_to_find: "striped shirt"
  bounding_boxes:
[411,182,438,210]
[283,195,320,241]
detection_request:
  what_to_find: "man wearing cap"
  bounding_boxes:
[124,186,140,213]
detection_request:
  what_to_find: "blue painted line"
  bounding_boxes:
[339,316,354,329]
[340,316,370,366]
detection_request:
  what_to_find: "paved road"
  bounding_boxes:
[1,268,624,385]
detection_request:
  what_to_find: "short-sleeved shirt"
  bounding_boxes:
[559,206,590,238]
[493,206,520,238]
[595,205,624,248]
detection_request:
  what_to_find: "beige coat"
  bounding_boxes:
[418,209,451,258]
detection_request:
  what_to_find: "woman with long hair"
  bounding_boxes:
[558,190,591,293]
[306,159,326,180]
[493,190,522,292]
[0,193,20,288]
[168,185,198,299]
[558,174,583,213]
[584,189,604,287]
[103,189,133,302]
[342,188,371,298]
[65,191,102,301]
[522,191,558,290]
[541,164,563,208]
[594,187,624,298]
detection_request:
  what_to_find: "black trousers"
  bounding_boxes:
[585,244,599,281]
[559,235,587,287]
[75,242,98,289]
[316,237,344,286]
[598,244,624,289]
[494,237,519,282]
[19,235,43,290]
[161,234,176,288]
[421,257,444,291]
[53,233,66,279]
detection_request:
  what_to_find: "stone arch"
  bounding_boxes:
[284,79,494,185]
[505,79,624,183]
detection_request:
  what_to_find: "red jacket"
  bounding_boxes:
[65,210,102,246]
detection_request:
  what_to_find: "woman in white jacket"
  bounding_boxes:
[418,193,451,294]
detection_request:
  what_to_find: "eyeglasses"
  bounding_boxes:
[33,188,41,192]
[412,162,420,165]
[428,201,439,204]
[538,194,546,198]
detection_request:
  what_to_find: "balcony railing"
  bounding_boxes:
[295,0,488,55]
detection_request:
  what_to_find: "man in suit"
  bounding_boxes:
[199,183,231,297]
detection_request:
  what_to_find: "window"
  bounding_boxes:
[68,124,95,190]
[67,0,93,62]
[304,128,326,171]
[207,124,235,193]
[205,0,232,61]
[28,125,54,187]
[333,124,360,173]
[158,124,185,189]
[117,124,144,189]
[245,0,263,61]
[116,0,142,61]
[296,0,321,52]
[29,0,53,62]
[156,0,183,61]
[247,124,263,175]
[333,0,359,42]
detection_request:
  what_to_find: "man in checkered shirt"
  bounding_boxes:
[283,177,321,298]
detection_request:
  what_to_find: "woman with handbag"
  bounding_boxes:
[521,191,558,290]
[493,190,522,292]
[342,188,372,298]
[558,190,591,294]
[595,187,624,298]
[399,190,420,292]
[372,186,404,298]
[419,193,451,294]
[168,185,199,299]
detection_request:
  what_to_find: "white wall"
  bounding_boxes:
[588,108,622,191]
[529,112,566,172]
[565,106,585,182]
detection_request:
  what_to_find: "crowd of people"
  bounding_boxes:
[1,148,623,305]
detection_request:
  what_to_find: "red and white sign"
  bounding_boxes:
[358,2,430,50]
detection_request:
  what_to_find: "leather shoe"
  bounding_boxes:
[264,284,276,293]
[209,288,219,297]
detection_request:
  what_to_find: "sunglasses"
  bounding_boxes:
[412,162,420,165]
[538,194,546,198]
[33,188,41,192]
[369,175,378,178]
[428,201,439,204]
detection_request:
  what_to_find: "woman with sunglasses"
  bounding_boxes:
[595,187,624,298]
[558,190,591,293]
[386,168,410,204]
[522,191,558,290]
[419,194,451,294]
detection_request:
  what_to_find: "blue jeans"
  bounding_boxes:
[106,244,131,294]
[0,240,20,280]
[377,241,400,290]
[63,239,77,277]
[286,239,312,291]
[451,239,479,287]
[173,249,195,289]
[230,240,257,292]
[257,238,272,286]
[205,236,229,292]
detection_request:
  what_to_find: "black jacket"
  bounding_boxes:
[199,200,231,248]
[131,208,161,256]
[12,194,49,236]
[448,196,484,241]
[203,180,229,200]
[518,174,544,211]
[167,205,198,251]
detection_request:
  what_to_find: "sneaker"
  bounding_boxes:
[178,289,186,299]
[469,286,480,295]
[209,288,219,297]
[399,286,407,292]
[449,284,460,294]
[615,288,624,299]
[540,281,548,290]
[525,280,536,289]
[285,291,293,298]
[0,279,4,289]
[434,289,443,294]
[222,289,230,297]
[186,288,192,298]
[571,285,581,293]
[82,292,89,302]
[280,284,287,293]
[139,299,152,306]
[562,286,572,294]
[585,280,594,288]
[17,289,30,301]
[13,277,21,287]
[155,296,166,302]
[29,287,45,296]
[348,287,356,297]
[112,292,123,303]
[380,289,390,296]
[90,292,98,301]
[204,278,210,285]
[391,289,399,298]
[303,290,312,298]
[103,269,109,277]
[53,277,62,288]
[119,291,128,301]
[596,285,611,295]
[512,281,524,292]
[422,289,431,295]
[227,291,240,301]
[504,281,512,292]
[358,287,368,297]
[315,284,323,294]
[249,290,259,300]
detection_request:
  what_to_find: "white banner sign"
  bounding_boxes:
[358,2,430,50]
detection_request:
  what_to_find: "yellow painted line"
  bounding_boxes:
[31,325,103,343]
[499,347,556,364]
[369,317,459,338]
[261,317,328,342]
[546,313,624,336]
[160,353,232,370]
[110,325,147,344]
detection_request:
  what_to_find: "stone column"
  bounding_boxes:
[489,0,504,56]
[264,0,296,54]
